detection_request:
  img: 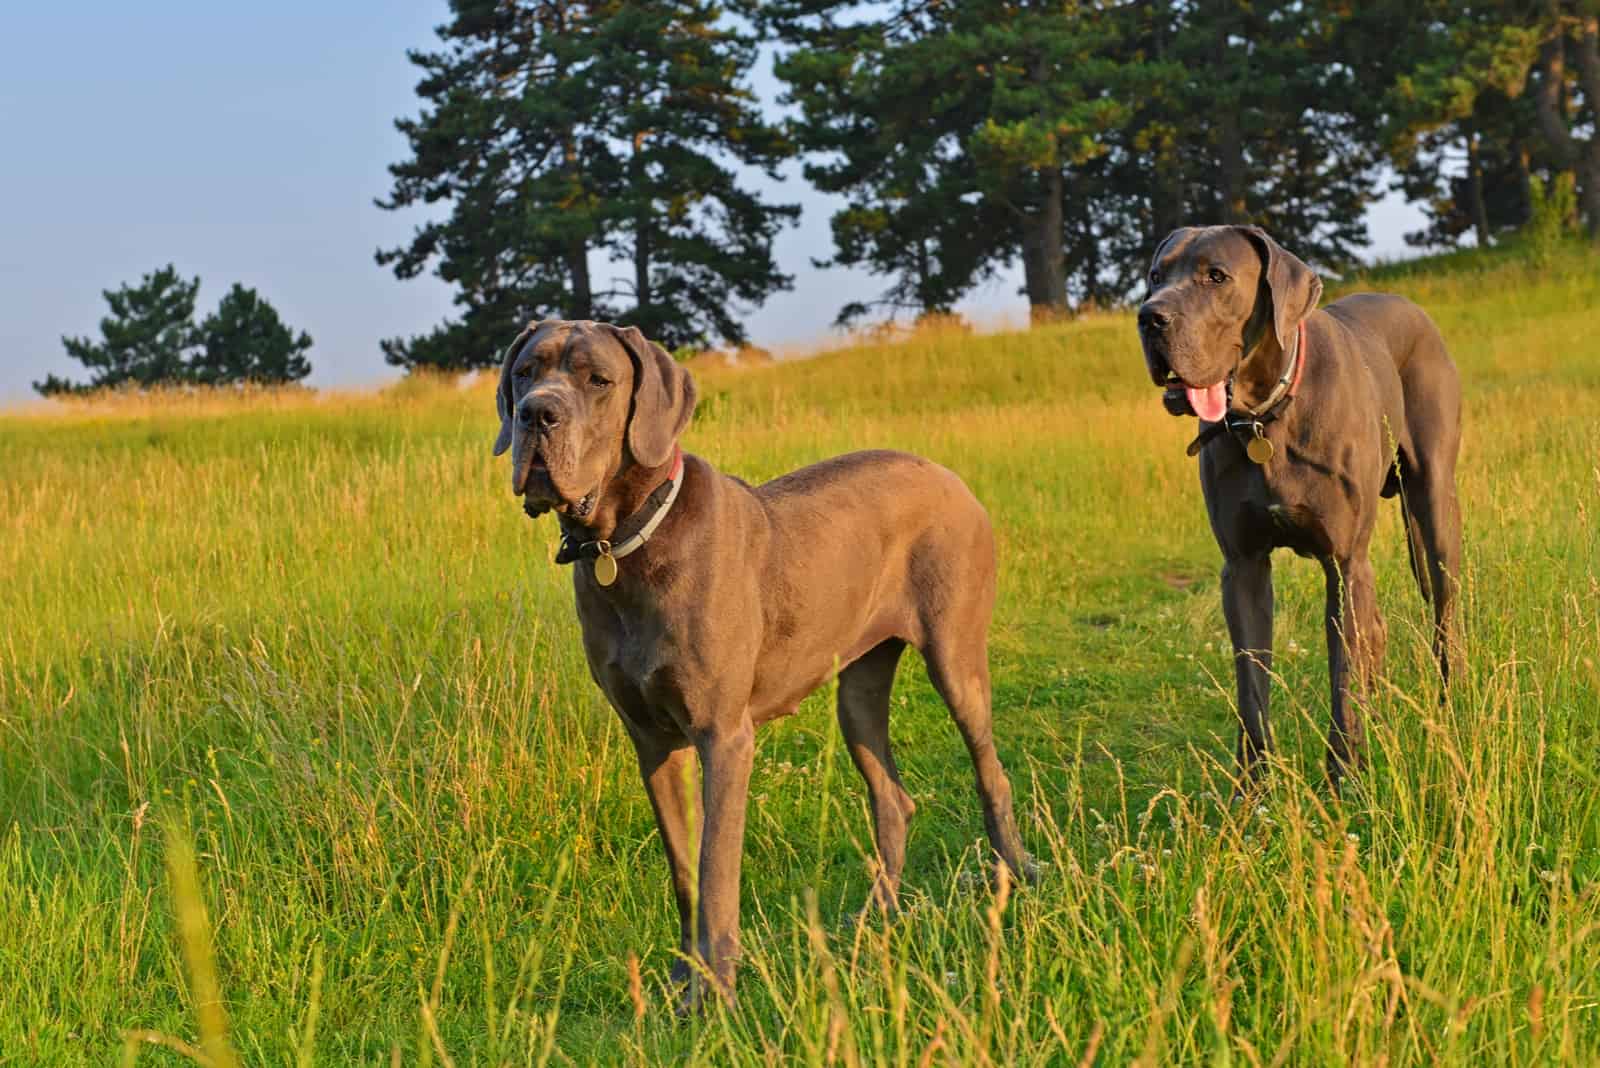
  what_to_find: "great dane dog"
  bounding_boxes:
[494,319,1031,1007]
[1137,226,1462,789]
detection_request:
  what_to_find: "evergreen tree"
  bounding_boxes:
[1374,0,1541,248]
[378,0,796,370]
[1132,0,1385,272]
[191,284,314,385]
[773,1,1157,323]
[774,1,1385,323]
[1528,4,1599,239]
[38,270,315,396]
[771,4,1011,325]
[36,265,198,396]
[1376,1,1598,245]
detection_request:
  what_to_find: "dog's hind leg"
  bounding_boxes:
[1399,345,1463,690]
[837,639,914,912]
[922,637,1033,883]
[1399,455,1462,690]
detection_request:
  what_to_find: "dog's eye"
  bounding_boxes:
[589,374,611,388]
[514,366,531,380]
[1149,269,1162,286]
[1208,268,1229,284]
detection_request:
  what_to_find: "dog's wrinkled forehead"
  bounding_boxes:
[512,321,630,383]
[1152,227,1262,285]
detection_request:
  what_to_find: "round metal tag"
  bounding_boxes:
[1246,436,1275,465]
[594,553,619,587]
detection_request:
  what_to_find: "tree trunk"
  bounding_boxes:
[1533,27,1583,236]
[914,235,933,315]
[568,240,592,320]
[1153,148,1184,239]
[1466,126,1491,248]
[1149,5,1184,241]
[561,128,593,319]
[1021,167,1067,323]
[1514,140,1533,227]
[1218,111,1247,224]
[1574,15,1600,240]
[632,134,654,312]
[634,217,652,312]
[1215,5,1247,223]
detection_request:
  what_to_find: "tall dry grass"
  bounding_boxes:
[1,242,1597,1063]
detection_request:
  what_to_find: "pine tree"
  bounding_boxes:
[772,4,1012,325]
[36,265,198,396]
[378,0,796,370]
[1528,5,1599,240]
[1374,1,1598,245]
[1137,0,1386,272]
[191,284,314,385]
[38,270,315,396]
[773,1,1157,323]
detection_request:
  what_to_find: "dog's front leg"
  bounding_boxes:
[1221,554,1274,790]
[686,716,756,1009]
[632,733,702,988]
[1323,553,1377,789]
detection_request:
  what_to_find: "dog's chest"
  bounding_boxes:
[1207,451,1333,558]
[578,602,686,729]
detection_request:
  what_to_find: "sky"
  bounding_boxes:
[0,3,1427,403]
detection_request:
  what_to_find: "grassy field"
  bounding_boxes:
[3,242,1598,1065]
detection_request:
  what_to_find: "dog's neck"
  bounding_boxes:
[1233,324,1296,413]
[558,449,683,546]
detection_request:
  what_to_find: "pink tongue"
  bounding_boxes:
[1186,382,1228,422]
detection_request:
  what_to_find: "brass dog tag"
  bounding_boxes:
[1247,428,1274,465]
[593,544,619,587]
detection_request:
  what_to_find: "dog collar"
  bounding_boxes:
[553,446,686,579]
[1186,320,1307,461]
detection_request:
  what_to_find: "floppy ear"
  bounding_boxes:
[1238,227,1323,351]
[493,321,542,457]
[603,324,697,468]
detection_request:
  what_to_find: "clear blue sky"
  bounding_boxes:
[0,3,1425,402]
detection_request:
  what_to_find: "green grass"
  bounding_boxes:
[2,242,1598,1065]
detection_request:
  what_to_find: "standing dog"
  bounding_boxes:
[1136,226,1462,788]
[494,319,1031,1006]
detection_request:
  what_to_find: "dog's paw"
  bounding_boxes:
[672,964,737,1018]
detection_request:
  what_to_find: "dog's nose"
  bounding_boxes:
[519,396,562,430]
[1138,305,1173,333]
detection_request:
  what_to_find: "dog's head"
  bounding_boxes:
[1136,226,1321,419]
[493,320,697,519]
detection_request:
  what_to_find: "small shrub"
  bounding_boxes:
[1517,172,1579,266]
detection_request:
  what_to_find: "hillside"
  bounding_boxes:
[2,242,1598,1065]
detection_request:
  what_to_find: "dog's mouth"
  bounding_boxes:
[522,485,595,520]
[514,443,598,521]
[511,441,541,497]
[513,442,560,502]
[1158,369,1230,422]
[1147,346,1229,421]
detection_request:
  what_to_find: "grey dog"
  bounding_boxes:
[1137,226,1462,788]
[494,319,1031,1007]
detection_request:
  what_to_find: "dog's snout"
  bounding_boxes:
[1138,304,1173,334]
[519,395,563,431]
